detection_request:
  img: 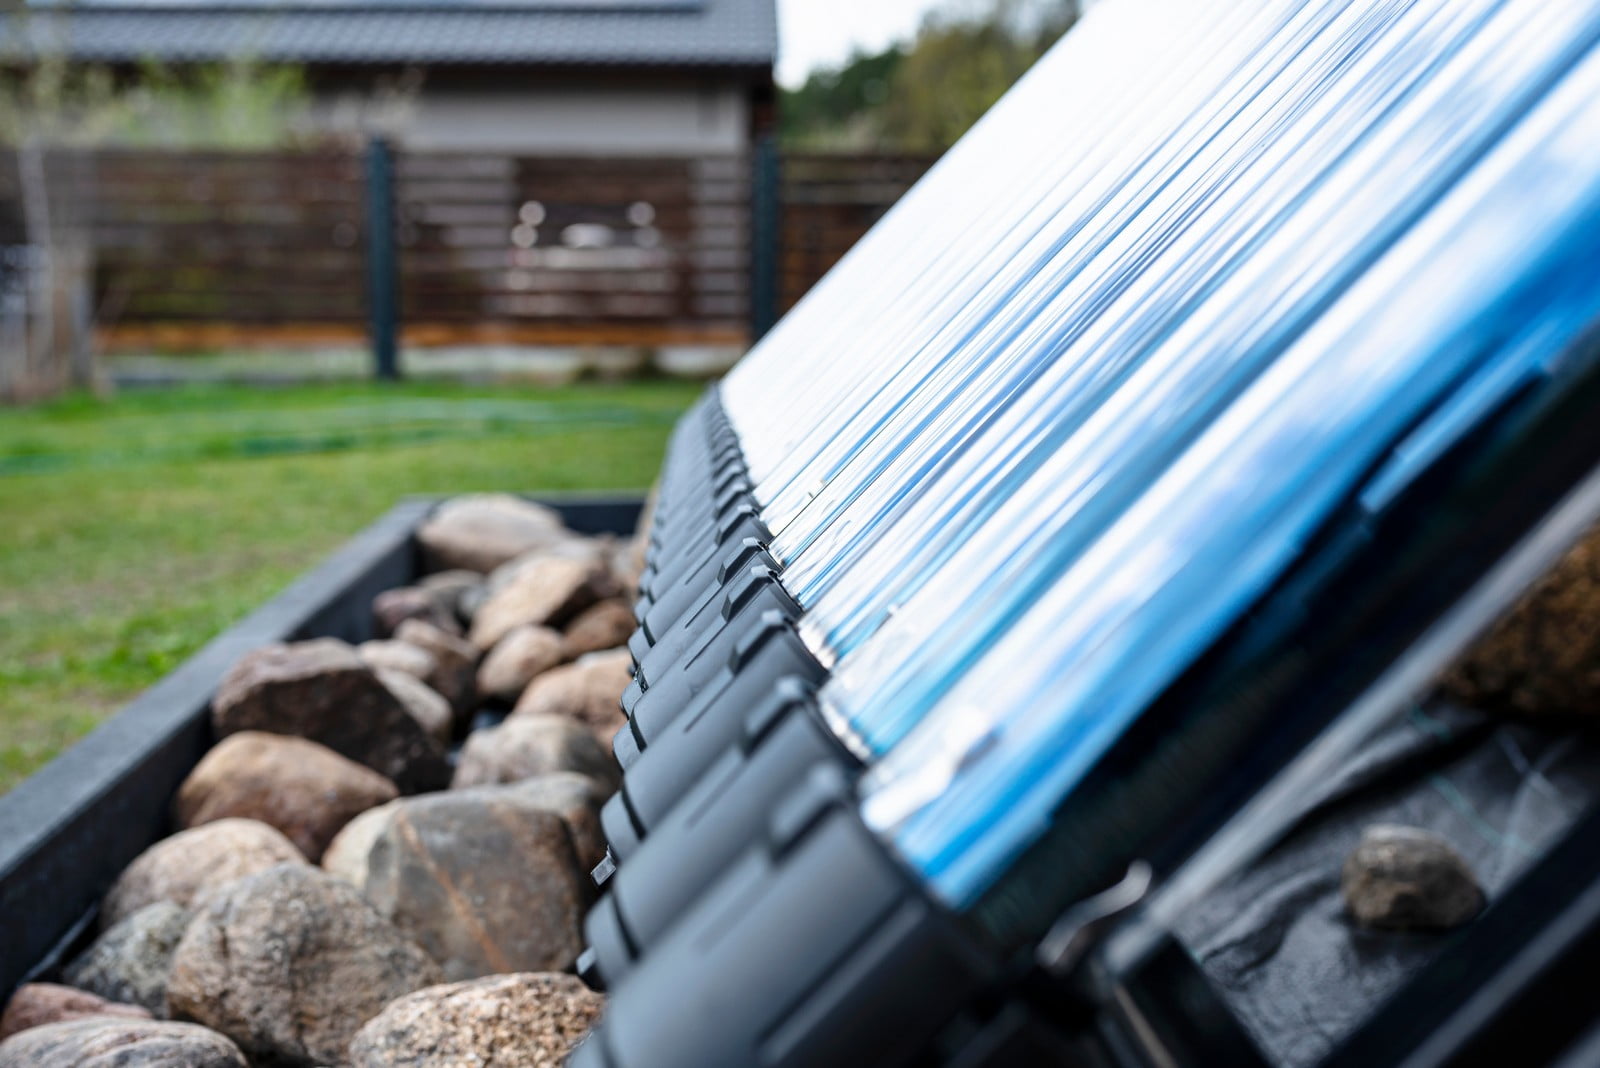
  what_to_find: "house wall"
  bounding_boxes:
[313,78,753,156]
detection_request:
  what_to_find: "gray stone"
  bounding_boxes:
[0,1017,246,1068]
[459,583,490,624]
[167,864,442,1067]
[476,624,566,703]
[454,714,619,791]
[375,668,453,746]
[64,902,192,1018]
[469,555,620,651]
[393,619,479,720]
[417,569,485,623]
[325,789,591,981]
[172,732,398,863]
[512,649,632,744]
[1342,824,1485,931]
[0,984,150,1041]
[372,586,460,639]
[561,599,636,660]
[102,819,306,930]
[211,638,451,794]
[417,494,573,574]
[347,973,605,1068]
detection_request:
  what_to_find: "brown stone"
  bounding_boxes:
[469,556,620,651]
[609,535,648,600]
[320,803,392,888]
[0,984,150,1042]
[454,714,620,791]
[394,619,479,720]
[172,733,399,862]
[102,819,305,930]
[484,538,609,599]
[376,668,453,746]
[561,599,636,659]
[500,773,613,872]
[358,639,438,681]
[166,864,442,1067]
[325,789,591,981]
[418,494,574,574]
[373,587,460,639]
[0,1017,246,1068]
[511,649,632,743]
[1442,525,1600,717]
[347,973,605,1068]
[477,624,567,703]
[210,638,450,793]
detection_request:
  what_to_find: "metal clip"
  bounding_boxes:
[1036,861,1155,978]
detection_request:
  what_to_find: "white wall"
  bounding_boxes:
[316,82,751,155]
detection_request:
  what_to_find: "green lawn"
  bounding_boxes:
[0,379,699,793]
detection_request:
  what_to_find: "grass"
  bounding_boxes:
[0,378,700,793]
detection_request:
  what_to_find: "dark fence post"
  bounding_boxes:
[749,134,781,342]
[365,137,400,382]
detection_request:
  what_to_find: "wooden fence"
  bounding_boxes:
[0,145,936,362]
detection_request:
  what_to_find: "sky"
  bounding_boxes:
[777,0,951,87]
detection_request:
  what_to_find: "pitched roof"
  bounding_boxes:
[0,0,777,70]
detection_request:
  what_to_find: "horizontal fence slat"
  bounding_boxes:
[0,145,936,346]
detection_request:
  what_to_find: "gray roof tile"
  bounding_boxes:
[0,0,777,68]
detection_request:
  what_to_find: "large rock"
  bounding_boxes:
[0,984,149,1041]
[512,649,632,743]
[322,789,592,980]
[347,973,605,1068]
[102,819,305,930]
[454,714,619,791]
[477,624,566,703]
[376,668,453,746]
[501,773,613,872]
[484,538,609,599]
[418,494,573,574]
[372,587,460,639]
[1443,524,1600,717]
[469,556,620,651]
[172,733,399,862]
[0,1018,246,1068]
[1342,824,1485,931]
[319,804,392,889]
[394,619,478,718]
[167,864,442,1067]
[326,774,609,882]
[210,639,451,794]
[562,600,636,659]
[358,639,438,681]
[64,902,192,1017]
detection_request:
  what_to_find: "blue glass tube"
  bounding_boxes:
[720,0,1282,504]
[810,0,1600,761]
[778,0,1544,665]
[857,40,1600,910]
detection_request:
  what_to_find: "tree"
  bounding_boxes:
[780,0,1081,153]
[0,44,315,402]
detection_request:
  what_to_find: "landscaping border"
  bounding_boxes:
[0,494,643,999]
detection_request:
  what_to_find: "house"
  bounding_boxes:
[1,0,778,156]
